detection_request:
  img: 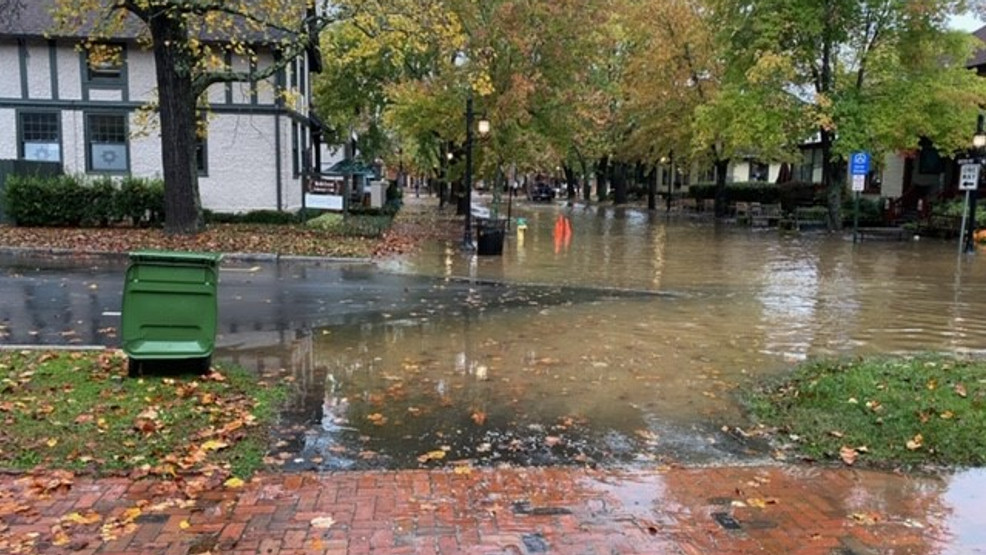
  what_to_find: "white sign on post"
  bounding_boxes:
[960,164,980,191]
[851,174,866,192]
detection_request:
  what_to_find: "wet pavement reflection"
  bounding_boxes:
[2,200,986,473]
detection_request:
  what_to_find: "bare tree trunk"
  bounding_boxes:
[714,158,730,218]
[596,156,609,202]
[612,162,628,205]
[563,165,577,200]
[149,12,202,234]
[821,0,842,231]
[648,164,657,211]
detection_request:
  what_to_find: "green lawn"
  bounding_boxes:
[0,350,286,478]
[746,354,986,468]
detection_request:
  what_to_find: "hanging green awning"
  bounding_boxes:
[324,159,376,176]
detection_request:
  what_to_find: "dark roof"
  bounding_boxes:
[0,1,143,39]
[969,25,986,69]
[0,0,316,48]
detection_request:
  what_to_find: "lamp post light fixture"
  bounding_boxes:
[462,93,490,250]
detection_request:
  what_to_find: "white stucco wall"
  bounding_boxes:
[0,110,16,158]
[89,89,124,102]
[25,42,52,99]
[207,82,225,105]
[199,112,279,212]
[129,115,163,179]
[128,49,157,103]
[0,42,21,99]
[55,43,82,100]
[61,110,85,174]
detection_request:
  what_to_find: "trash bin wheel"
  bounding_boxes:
[198,356,212,375]
[127,358,142,378]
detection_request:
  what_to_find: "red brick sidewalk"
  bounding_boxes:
[0,464,977,554]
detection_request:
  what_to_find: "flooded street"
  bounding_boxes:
[1,202,985,469]
[278,202,986,470]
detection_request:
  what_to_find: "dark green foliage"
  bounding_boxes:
[3,174,164,227]
[118,176,165,226]
[204,209,299,225]
[841,196,885,227]
[689,182,780,204]
[306,212,395,237]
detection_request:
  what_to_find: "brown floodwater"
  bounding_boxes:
[270,203,986,470]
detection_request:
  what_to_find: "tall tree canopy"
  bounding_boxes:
[713,0,986,228]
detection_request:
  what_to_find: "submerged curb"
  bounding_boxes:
[0,246,373,266]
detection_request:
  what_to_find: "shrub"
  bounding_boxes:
[841,196,884,227]
[204,210,298,225]
[118,176,164,226]
[689,182,780,204]
[3,174,164,227]
[306,212,393,238]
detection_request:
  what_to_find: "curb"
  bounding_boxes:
[0,247,374,266]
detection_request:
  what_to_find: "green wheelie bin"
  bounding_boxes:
[121,251,222,377]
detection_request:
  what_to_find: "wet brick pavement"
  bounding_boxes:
[1,464,977,554]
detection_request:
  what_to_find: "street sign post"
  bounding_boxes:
[958,163,981,253]
[849,151,870,243]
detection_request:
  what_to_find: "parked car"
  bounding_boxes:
[530,183,556,202]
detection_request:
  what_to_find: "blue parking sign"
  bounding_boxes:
[850,151,870,176]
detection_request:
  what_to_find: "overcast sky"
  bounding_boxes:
[951,13,985,32]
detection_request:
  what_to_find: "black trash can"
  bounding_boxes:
[476,218,507,256]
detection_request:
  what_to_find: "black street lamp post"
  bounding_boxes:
[461,94,490,251]
[463,94,476,250]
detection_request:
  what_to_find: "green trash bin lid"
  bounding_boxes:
[128,250,223,265]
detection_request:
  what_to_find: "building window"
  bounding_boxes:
[85,43,125,83]
[748,161,769,182]
[19,112,61,162]
[298,55,306,98]
[291,121,299,176]
[86,113,128,172]
[196,114,208,176]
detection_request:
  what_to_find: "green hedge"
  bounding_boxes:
[305,212,394,238]
[203,209,300,225]
[2,174,164,227]
[689,181,827,212]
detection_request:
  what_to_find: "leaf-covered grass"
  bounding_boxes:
[0,223,378,258]
[0,350,286,478]
[746,354,986,469]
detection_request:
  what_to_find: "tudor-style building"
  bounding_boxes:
[0,2,324,214]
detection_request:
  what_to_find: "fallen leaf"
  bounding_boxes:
[906,434,924,451]
[224,477,245,489]
[470,410,487,426]
[839,446,858,465]
[62,511,102,525]
[179,520,191,530]
[417,450,447,463]
[201,440,228,452]
[746,498,768,509]
[940,411,955,420]
[954,383,968,398]
[850,512,880,525]
[310,516,335,529]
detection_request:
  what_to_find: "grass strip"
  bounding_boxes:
[746,354,986,469]
[0,349,286,478]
